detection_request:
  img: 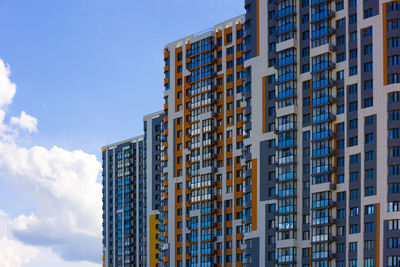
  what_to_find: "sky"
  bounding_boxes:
[0,0,244,266]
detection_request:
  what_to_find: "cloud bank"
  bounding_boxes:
[0,58,102,265]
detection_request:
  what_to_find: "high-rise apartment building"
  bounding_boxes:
[103,0,400,266]
[160,15,248,267]
[102,112,163,267]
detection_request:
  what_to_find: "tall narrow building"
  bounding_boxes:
[102,0,400,266]
[160,16,248,267]
[102,111,163,267]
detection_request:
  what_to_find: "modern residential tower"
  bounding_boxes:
[102,111,163,267]
[102,0,400,266]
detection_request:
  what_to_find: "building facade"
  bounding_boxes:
[102,111,163,267]
[103,0,400,266]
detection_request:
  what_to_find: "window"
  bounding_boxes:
[389,183,400,193]
[349,260,357,267]
[337,53,345,62]
[364,62,373,72]
[364,80,373,90]
[338,209,345,218]
[350,49,358,59]
[350,172,359,182]
[350,66,358,76]
[350,224,360,234]
[302,14,309,24]
[337,19,345,29]
[365,115,374,125]
[389,37,400,48]
[389,73,400,84]
[302,47,310,57]
[349,101,358,112]
[349,242,357,252]
[388,237,400,248]
[364,97,373,108]
[365,168,374,179]
[337,105,344,114]
[349,14,357,24]
[364,9,373,19]
[350,154,359,164]
[365,151,374,161]
[302,31,310,40]
[337,70,344,80]
[350,191,359,200]
[337,122,345,132]
[302,64,310,73]
[349,119,358,129]
[389,19,400,30]
[389,55,400,66]
[388,219,400,230]
[337,140,344,149]
[349,84,358,94]
[226,33,232,43]
[365,186,375,196]
[364,44,373,55]
[336,1,344,10]
[350,31,357,41]
[303,80,311,90]
[349,0,356,6]
[337,35,345,45]
[364,27,373,37]
[365,133,374,143]
[365,240,374,251]
[388,201,400,212]
[337,87,344,97]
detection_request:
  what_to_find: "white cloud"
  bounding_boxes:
[0,59,103,265]
[23,247,99,267]
[0,59,16,108]
[0,237,39,267]
[11,111,38,133]
[0,211,39,267]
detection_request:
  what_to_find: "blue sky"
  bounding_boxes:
[0,0,244,158]
[0,0,244,266]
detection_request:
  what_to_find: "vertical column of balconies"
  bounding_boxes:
[159,49,170,266]
[309,0,337,266]
[185,37,218,267]
[241,4,254,265]
[274,0,298,266]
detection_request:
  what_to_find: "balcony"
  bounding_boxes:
[312,147,336,158]
[277,23,296,35]
[312,112,336,123]
[312,61,336,74]
[278,138,296,149]
[276,6,295,19]
[278,188,297,198]
[277,56,296,67]
[311,27,335,40]
[311,10,335,22]
[278,72,296,83]
[312,165,335,175]
[277,155,297,165]
[276,122,297,133]
[312,130,335,141]
[277,171,296,182]
[278,205,296,214]
[312,199,336,209]
[311,0,329,6]
[278,221,296,231]
[312,95,336,106]
[278,255,296,264]
[277,88,297,100]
